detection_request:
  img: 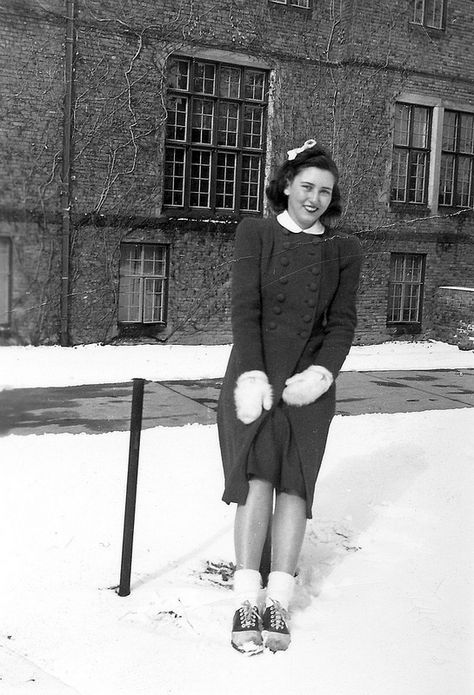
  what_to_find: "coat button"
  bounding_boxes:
[268,321,277,330]
[276,293,286,302]
[282,241,291,249]
[273,306,282,314]
[308,282,318,291]
[299,330,309,338]
[307,298,316,307]
[279,277,288,285]
[311,266,320,275]
[302,314,312,323]
[280,257,289,266]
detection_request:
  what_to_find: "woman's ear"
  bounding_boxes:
[283,176,292,197]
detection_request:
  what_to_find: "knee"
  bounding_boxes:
[248,477,273,494]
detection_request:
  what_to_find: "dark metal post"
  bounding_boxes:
[118,378,145,597]
[60,0,76,347]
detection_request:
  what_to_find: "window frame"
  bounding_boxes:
[164,56,269,216]
[118,242,170,326]
[390,95,474,213]
[391,102,432,206]
[0,237,12,328]
[411,0,447,30]
[438,110,474,209]
[387,252,426,330]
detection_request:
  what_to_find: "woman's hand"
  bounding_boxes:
[282,366,333,407]
[234,371,273,424]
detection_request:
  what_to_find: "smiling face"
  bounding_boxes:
[284,166,335,229]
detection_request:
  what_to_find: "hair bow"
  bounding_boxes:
[286,139,317,161]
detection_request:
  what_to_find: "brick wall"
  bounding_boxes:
[433,286,474,348]
[68,218,236,345]
[1,0,473,346]
[356,216,474,344]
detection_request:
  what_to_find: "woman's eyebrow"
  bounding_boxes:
[300,179,333,191]
[301,182,333,192]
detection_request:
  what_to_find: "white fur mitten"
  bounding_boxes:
[282,366,333,407]
[234,371,273,424]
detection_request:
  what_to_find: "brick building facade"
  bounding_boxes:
[0,0,473,346]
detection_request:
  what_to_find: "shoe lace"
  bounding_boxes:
[268,600,288,630]
[238,601,260,628]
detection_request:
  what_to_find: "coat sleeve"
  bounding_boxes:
[314,234,363,378]
[231,218,266,375]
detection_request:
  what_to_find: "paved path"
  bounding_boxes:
[1,369,473,435]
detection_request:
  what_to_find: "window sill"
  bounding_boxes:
[408,22,446,35]
[386,322,422,335]
[118,322,166,327]
[162,209,261,222]
[438,204,474,214]
[268,1,312,11]
[389,202,431,216]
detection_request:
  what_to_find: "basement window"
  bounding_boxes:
[118,243,169,325]
[387,253,426,329]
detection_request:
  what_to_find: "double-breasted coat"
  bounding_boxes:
[217,216,362,518]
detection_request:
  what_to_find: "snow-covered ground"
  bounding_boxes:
[0,341,473,695]
[1,339,473,390]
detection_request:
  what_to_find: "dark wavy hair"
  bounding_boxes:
[265,143,342,226]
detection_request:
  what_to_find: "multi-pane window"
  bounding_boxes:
[164,57,268,213]
[118,244,169,324]
[387,253,425,325]
[0,238,11,327]
[412,0,446,29]
[439,111,474,208]
[392,103,431,204]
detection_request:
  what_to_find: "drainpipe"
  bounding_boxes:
[60,0,76,346]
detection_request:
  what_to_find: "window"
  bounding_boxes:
[118,244,169,324]
[412,0,446,29]
[387,253,425,326]
[0,238,11,327]
[439,111,474,208]
[164,57,268,214]
[269,0,311,7]
[392,103,431,204]
[391,98,474,211]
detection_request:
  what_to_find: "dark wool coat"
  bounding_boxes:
[217,216,363,518]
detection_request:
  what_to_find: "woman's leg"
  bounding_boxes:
[231,478,274,654]
[271,490,307,575]
[234,477,274,570]
[262,491,307,652]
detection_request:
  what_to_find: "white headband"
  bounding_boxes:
[287,138,317,161]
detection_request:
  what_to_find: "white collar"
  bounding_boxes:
[277,210,325,235]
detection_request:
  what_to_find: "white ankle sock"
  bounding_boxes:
[233,569,262,608]
[266,571,295,611]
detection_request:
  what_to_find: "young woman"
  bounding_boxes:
[217,141,363,654]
